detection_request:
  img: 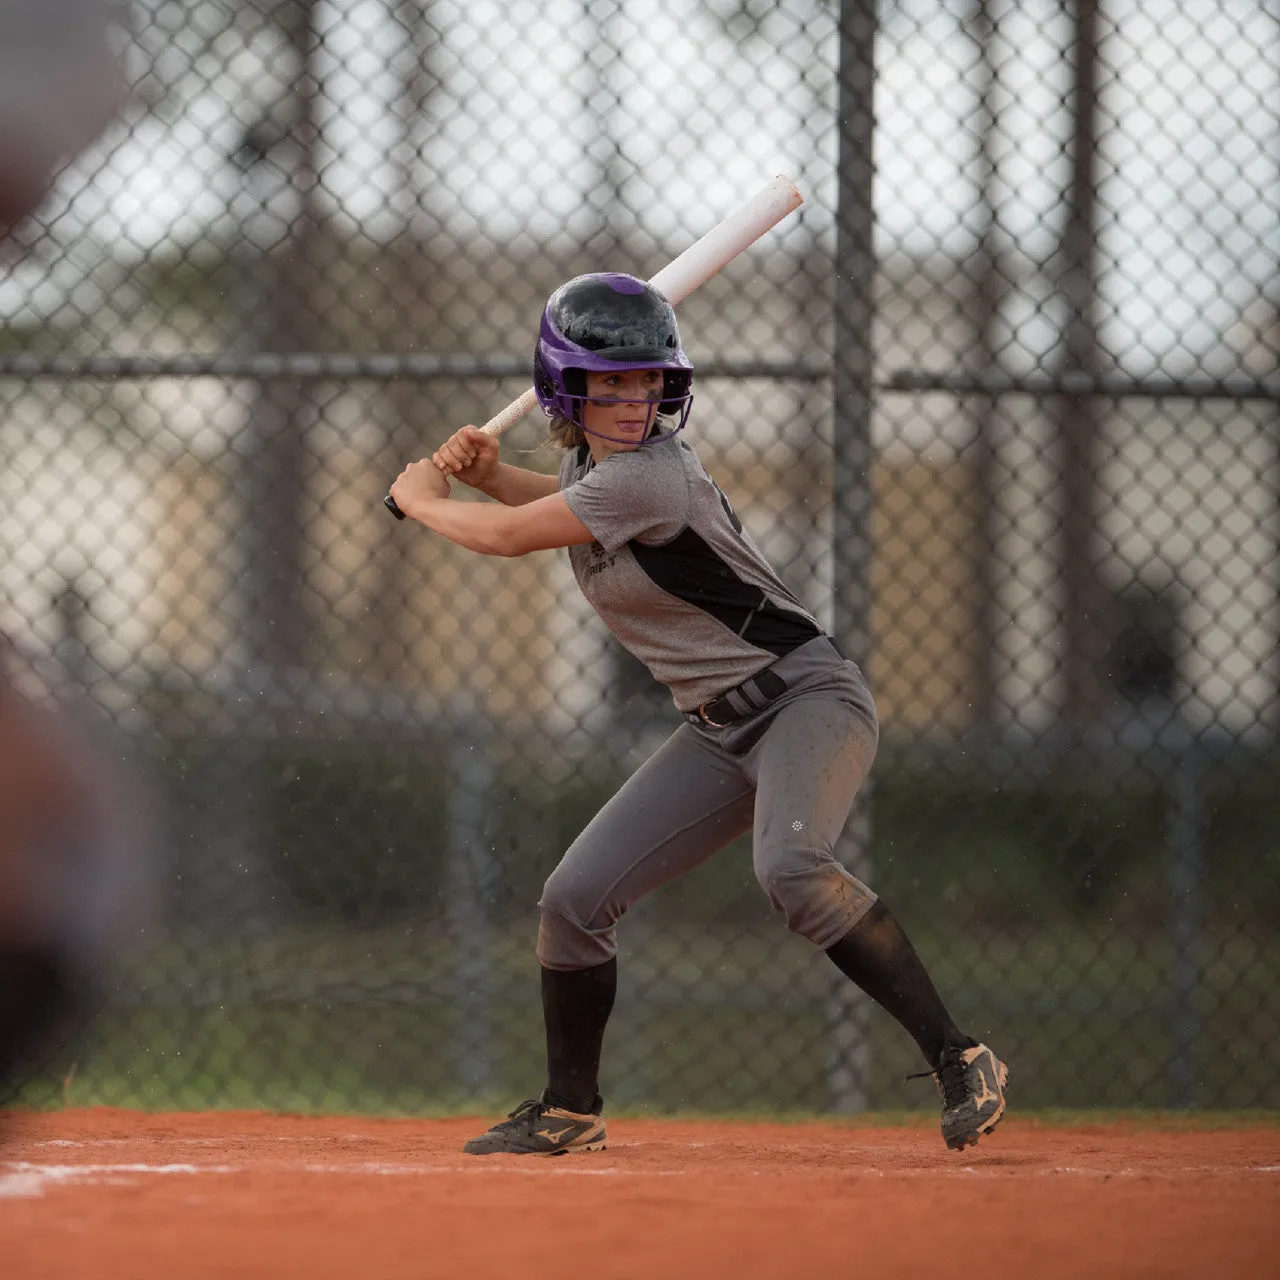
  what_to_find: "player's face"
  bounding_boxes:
[581,368,664,456]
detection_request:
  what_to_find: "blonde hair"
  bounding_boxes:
[546,414,585,451]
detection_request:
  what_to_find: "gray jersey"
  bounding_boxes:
[559,435,823,712]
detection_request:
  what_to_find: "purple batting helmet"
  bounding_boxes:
[532,273,694,437]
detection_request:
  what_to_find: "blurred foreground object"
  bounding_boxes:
[0,670,153,1112]
[0,0,125,230]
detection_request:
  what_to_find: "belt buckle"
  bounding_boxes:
[697,699,734,729]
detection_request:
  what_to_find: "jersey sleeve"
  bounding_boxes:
[561,445,690,552]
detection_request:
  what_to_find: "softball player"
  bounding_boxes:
[390,273,1008,1155]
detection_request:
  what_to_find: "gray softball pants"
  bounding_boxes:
[537,640,881,970]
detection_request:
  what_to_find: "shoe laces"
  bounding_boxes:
[501,1098,546,1127]
[906,1050,970,1111]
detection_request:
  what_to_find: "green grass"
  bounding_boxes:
[8,913,1277,1118]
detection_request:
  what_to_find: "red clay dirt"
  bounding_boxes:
[2,1108,1277,1280]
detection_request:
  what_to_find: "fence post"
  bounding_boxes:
[827,0,879,1114]
[1167,743,1204,1109]
[445,701,498,1098]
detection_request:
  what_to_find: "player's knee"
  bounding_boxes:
[539,861,594,929]
[536,867,619,969]
[535,903,618,969]
[755,847,876,947]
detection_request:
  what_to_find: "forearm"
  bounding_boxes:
[401,495,522,556]
[476,463,559,506]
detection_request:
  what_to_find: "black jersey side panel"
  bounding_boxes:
[628,528,820,657]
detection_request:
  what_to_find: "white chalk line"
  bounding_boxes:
[0,1159,688,1199]
[1,1163,233,1199]
[28,1137,373,1148]
[3,1157,1275,1200]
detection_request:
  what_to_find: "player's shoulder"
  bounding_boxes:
[628,436,700,495]
[673,436,711,474]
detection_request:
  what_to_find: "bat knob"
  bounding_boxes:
[383,494,406,520]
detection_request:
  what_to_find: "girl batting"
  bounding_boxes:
[390,272,1008,1155]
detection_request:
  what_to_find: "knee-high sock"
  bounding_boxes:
[825,900,974,1068]
[542,957,617,1113]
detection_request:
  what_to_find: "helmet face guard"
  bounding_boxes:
[533,273,694,444]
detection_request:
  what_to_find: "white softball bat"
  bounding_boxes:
[478,173,805,438]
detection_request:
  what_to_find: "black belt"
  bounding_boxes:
[692,636,846,729]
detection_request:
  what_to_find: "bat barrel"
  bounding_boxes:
[649,174,803,305]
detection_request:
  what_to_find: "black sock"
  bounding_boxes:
[825,900,975,1068]
[542,957,616,1114]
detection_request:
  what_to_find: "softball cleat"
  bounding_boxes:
[912,1042,1009,1151]
[462,1091,607,1156]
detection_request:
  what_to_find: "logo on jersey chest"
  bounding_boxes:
[581,542,620,579]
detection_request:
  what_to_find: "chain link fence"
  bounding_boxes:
[2,0,1277,1114]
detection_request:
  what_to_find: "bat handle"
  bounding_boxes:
[383,494,406,520]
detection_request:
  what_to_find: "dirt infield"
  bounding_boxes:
[2,1109,1277,1279]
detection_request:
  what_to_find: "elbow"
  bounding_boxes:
[485,520,531,558]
